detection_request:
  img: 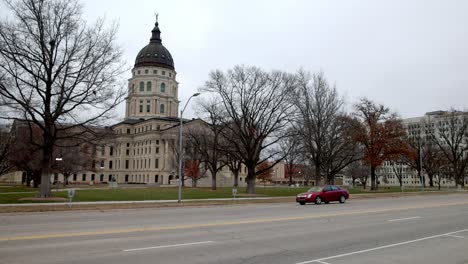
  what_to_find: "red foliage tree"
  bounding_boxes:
[353,98,409,190]
[184,160,206,187]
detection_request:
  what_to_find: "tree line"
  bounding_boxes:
[184,66,468,193]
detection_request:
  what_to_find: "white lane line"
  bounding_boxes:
[314,261,331,264]
[387,216,421,222]
[445,234,465,239]
[123,241,213,252]
[294,228,468,264]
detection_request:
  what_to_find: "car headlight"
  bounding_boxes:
[307,194,313,198]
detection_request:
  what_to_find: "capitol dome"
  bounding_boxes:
[134,21,174,70]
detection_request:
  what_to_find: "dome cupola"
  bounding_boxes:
[134,19,174,70]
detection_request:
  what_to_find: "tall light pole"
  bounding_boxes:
[178,92,201,203]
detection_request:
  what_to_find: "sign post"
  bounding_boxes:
[67,189,75,208]
[232,188,238,199]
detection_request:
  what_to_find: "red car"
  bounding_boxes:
[296,185,349,205]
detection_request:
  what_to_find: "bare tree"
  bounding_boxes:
[428,110,468,188]
[202,65,296,194]
[189,99,227,190]
[279,132,304,186]
[353,98,408,190]
[292,71,348,186]
[322,114,362,184]
[346,161,368,189]
[0,126,13,176]
[0,0,126,197]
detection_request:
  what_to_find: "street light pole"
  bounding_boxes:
[178,92,201,203]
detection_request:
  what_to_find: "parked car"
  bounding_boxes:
[296,185,349,205]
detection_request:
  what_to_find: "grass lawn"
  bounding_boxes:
[0,185,460,204]
[0,185,37,193]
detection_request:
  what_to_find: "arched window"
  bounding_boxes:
[160,82,166,93]
[139,81,144,91]
[160,104,165,114]
[146,81,152,91]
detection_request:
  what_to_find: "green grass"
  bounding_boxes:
[0,185,37,193]
[0,185,460,204]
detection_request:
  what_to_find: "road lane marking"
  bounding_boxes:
[123,241,213,252]
[1,200,468,242]
[445,234,464,239]
[314,261,330,264]
[387,216,421,222]
[294,228,468,264]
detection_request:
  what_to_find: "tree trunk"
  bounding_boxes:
[246,164,256,194]
[32,169,41,188]
[288,173,293,186]
[315,165,321,186]
[38,139,53,197]
[428,173,434,187]
[192,179,197,187]
[211,171,217,190]
[370,165,377,190]
[233,170,239,187]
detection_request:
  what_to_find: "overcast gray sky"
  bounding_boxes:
[6,0,468,119]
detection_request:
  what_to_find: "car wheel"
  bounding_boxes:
[339,195,346,203]
[299,201,306,205]
[315,196,322,205]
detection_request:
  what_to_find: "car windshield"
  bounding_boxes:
[307,187,323,192]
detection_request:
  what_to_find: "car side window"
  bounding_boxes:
[331,186,339,191]
[324,186,332,191]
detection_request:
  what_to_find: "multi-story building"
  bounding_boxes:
[344,111,468,188]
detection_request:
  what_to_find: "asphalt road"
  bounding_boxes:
[1,193,468,264]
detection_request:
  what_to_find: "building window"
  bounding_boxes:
[126,149,129,156]
[109,160,113,169]
[139,81,144,91]
[146,81,152,91]
[101,145,105,156]
[127,129,130,134]
[153,69,157,74]
[125,175,129,182]
[160,83,166,93]
[100,174,104,182]
[156,147,159,154]
[162,70,165,75]
[91,174,95,181]
[160,104,165,114]
[73,174,77,181]
[82,174,86,181]
[169,72,172,77]
[145,69,148,74]
[155,159,159,169]
[137,70,140,74]
[139,100,143,113]
[108,175,112,182]
[146,100,151,112]
[109,146,113,156]
[155,175,159,182]
[100,160,104,168]
[125,160,129,169]
[156,140,159,145]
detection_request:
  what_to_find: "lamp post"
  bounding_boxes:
[178,92,201,203]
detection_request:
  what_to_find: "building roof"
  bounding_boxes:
[134,20,174,70]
